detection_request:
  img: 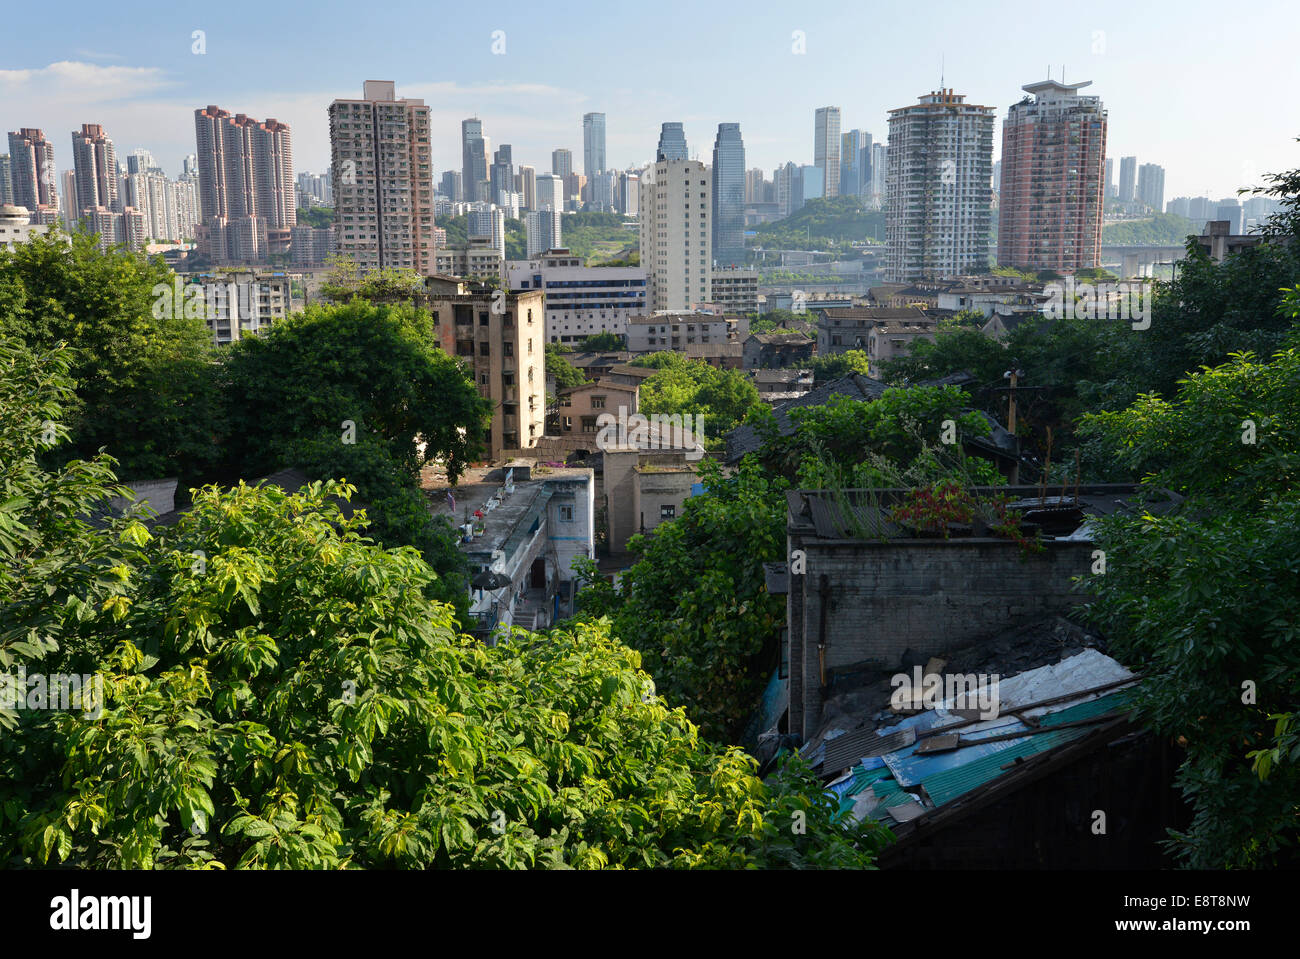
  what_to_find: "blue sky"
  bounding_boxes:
[3,0,1295,200]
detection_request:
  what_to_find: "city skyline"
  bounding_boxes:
[1,0,1294,202]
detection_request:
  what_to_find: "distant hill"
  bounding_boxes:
[1102,214,1200,246]
[749,196,886,252]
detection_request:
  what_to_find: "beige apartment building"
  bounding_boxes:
[639,158,711,311]
[556,378,639,436]
[329,81,437,275]
[422,279,546,459]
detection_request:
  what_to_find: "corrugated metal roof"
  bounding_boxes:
[920,726,1089,807]
[883,717,1033,788]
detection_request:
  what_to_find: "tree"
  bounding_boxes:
[0,467,888,868]
[219,300,490,483]
[319,258,424,304]
[748,386,1001,487]
[544,343,586,389]
[572,458,789,744]
[632,353,762,444]
[0,336,139,684]
[578,331,623,352]
[1080,333,1300,868]
[808,349,871,384]
[0,228,219,483]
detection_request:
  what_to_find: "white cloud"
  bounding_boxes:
[0,61,171,103]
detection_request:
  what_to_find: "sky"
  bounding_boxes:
[2,0,1296,202]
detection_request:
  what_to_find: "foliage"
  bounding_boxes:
[1101,214,1201,246]
[749,310,815,334]
[0,337,138,686]
[298,207,334,230]
[808,349,870,384]
[0,466,886,868]
[218,300,490,484]
[319,258,423,304]
[1080,340,1300,868]
[544,343,586,389]
[578,331,623,352]
[631,353,762,445]
[749,387,1000,487]
[0,228,219,483]
[283,432,470,616]
[571,458,788,744]
[749,196,885,251]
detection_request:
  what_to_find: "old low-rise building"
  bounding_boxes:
[431,463,594,639]
[421,279,546,460]
[743,332,815,369]
[815,306,937,359]
[626,310,749,353]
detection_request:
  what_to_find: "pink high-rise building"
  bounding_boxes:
[997,79,1107,273]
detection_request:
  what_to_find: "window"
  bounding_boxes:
[591,395,606,409]
[660,505,676,520]
[558,505,574,522]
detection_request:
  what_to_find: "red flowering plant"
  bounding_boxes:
[888,480,1044,554]
[887,480,977,537]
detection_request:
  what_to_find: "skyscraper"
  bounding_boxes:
[0,154,15,206]
[711,123,745,268]
[639,157,711,310]
[329,81,436,274]
[462,118,487,203]
[1118,156,1137,203]
[583,112,606,176]
[1137,163,1165,213]
[1105,158,1115,199]
[525,208,562,256]
[71,123,120,214]
[551,148,572,180]
[814,107,842,198]
[871,143,887,201]
[440,170,464,202]
[656,123,688,162]
[194,106,296,260]
[535,172,564,213]
[840,128,872,198]
[6,129,58,218]
[997,79,1107,272]
[517,164,536,211]
[60,170,77,229]
[885,88,995,282]
[491,144,513,205]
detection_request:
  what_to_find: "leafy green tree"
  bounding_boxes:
[1080,337,1300,868]
[748,386,1000,487]
[0,468,887,868]
[219,300,490,483]
[572,458,788,743]
[0,337,139,685]
[632,353,762,444]
[283,431,470,615]
[319,258,424,304]
[0,228,219,483]
[578,331,623,351]
[808,349,871,384]
[545,343,586,389]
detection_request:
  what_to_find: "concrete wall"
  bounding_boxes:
[789,537,1095,739]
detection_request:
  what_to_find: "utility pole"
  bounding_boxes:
[1005,367,1021,484]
